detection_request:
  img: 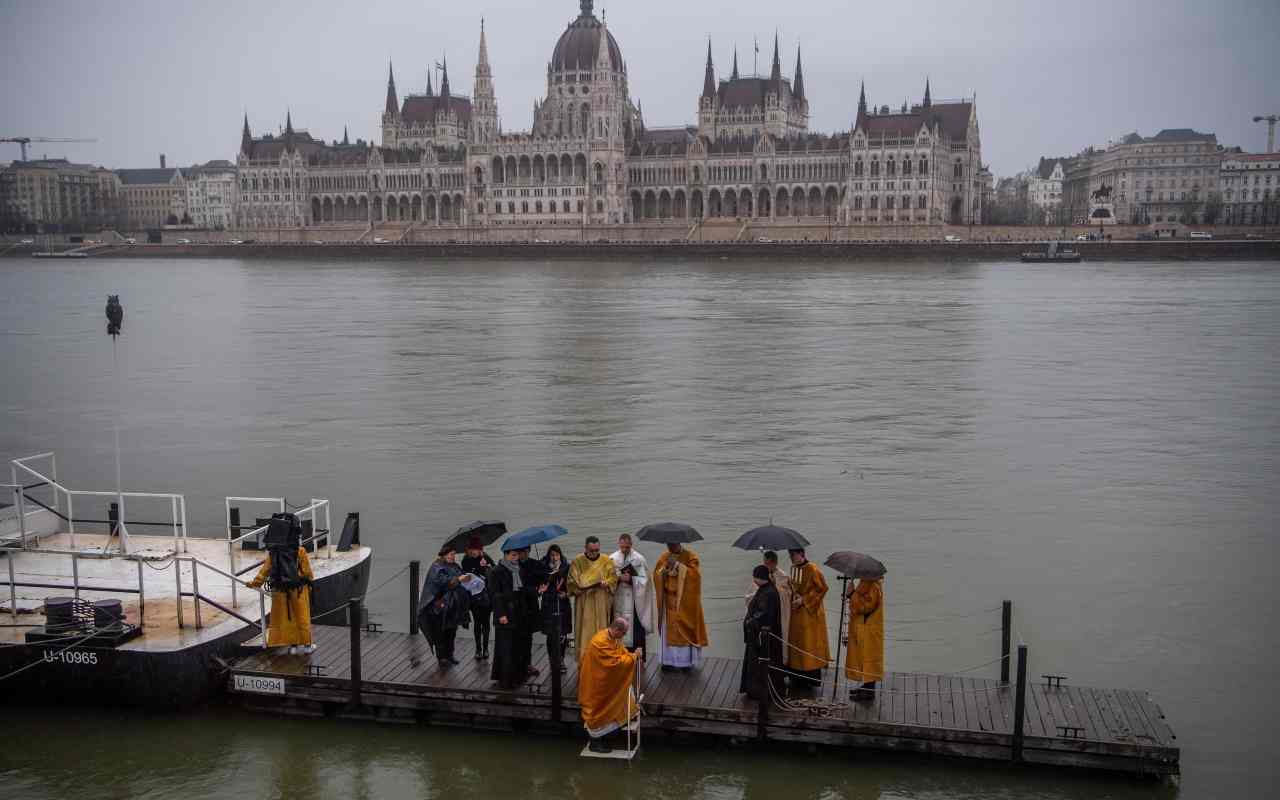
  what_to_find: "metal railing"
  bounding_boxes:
[224,497,331,607]
[10,453,188,554]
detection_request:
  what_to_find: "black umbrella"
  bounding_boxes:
[442,520,507,554]
[636,522,703,544]
[823,551,887,580]
[732,524,810,551]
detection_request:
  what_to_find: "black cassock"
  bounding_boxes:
[489,565,532,689]
[740,581,785,699]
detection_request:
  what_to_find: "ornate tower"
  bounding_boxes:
[240,114,253,156]
[793,45,809,131]
[382,61,400,147]
[472,19,498,144]
[698,40,717,135]
[765,34,786,137]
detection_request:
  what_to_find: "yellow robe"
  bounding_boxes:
[248,548,314,647]
[652,548,709,647]
[567,553,618,658]
[845,579,885,683]
[787,561,830,671]
[577,628,638,736]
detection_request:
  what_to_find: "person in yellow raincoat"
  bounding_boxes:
[844,577,884,701]
[786,548,830,689]
[248,545,315,655]
[577,618,639,754]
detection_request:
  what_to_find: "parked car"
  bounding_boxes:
[123,237,136,245]
[1075,234,1090,241]
[372,237,389,244]
[228,239,244,245]
[19,238,34,245]
[1244,233,1263,240]
[1135,232,1157,241]
[756,237,775,244]
[177,238,192,244]
[1189,231,1213,240]
[944,235,963,243]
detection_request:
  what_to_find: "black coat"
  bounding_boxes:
[741,581,785,698]
[461,552,496,610]
[539,556,572,636]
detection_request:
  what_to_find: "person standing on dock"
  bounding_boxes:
[568,536,619,660]
[844,576,885,701]
[418,545,471,668]
[541,544,573,669]
[744,550,791,647]
[518,548,550,677]
[490,547,536,689]
[652,542,709,671]
[610,533,653,653]
[577,617,640,754]
[247,516,315,656]
[786,548,830,689]
[461,537,496,661]
[741,565,785,701]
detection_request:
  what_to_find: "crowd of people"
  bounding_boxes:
[415,534,885,753]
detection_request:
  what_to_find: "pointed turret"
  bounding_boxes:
[855,80,868,129]
[439,56,451,98]
[342,126,350,146]
[731,47,739,81]
[284,110,295,152]
[240,113,253,155]
[702,40,716,98]
[426,73,434,97]
[472,20,498,144]
[793,45,805,100]
[595,13,611,73]
[476,18,491,78]
[385,61,398,116]
[922,77,932,108]
[769,33,782,83]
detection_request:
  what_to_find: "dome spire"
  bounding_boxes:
[579,0,593,17]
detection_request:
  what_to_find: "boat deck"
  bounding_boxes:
[230,626,1178,776]
[1,531,371,651]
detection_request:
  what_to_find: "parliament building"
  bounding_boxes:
[233,1,986,230]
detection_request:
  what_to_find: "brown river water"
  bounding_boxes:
[1,256,1276,798]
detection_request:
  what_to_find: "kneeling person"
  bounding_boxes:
[577,617,641,753]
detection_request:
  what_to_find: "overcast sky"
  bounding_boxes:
[2,0,1277,176]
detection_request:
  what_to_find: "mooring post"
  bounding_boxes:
[348,597,363,709]
[549,608,563,723]
[1001,600,1012,684]
[408,560,421,636]
[756,648,771,743]
[1012,643,1028,762]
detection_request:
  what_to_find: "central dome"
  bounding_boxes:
[551,1,624,73]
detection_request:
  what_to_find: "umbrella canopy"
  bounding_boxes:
[732,524,810,551]
[823,551,887,580]
[501,524,569,553]
[635,522,703,545]
[442,520,507,554]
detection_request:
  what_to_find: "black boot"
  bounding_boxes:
[588,738,612,754]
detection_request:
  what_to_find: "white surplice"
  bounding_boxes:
[610,548,654,649]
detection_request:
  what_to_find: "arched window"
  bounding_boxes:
[902,159,912,176]
[854,159,864,177]
[760,163,768,181]
[918,195,927,209]
[580,104,590,138]
[871,160,880,177]
[886,196,895,209]
[887,158,896,177]
[594,162,604,183]
[854,196,863,210]
[870,196,879,210]
[919,157,928,174]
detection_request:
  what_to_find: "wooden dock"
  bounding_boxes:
[228,624,1178,777]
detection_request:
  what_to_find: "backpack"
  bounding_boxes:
[265,513,308,593]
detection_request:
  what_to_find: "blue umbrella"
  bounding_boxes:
[501,524,569,552]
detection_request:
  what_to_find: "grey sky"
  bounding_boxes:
[2,0,1277,176]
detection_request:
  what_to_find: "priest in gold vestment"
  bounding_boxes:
[577,618,640,753]
[568,536,619,659]
[786,548,830,688]
[653,542,709,670]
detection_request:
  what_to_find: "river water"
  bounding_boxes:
[1,256,1276,799]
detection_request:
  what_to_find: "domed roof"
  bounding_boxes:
[551,1,624,73]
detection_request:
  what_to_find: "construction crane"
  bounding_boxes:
[1253,115,1279,154]
[0,137,97,162]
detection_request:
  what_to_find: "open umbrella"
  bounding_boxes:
[501,524,569,552]
[732,524,809,551]
[442,520,507,554]
[823,551,887,580]
[635,522,703,544]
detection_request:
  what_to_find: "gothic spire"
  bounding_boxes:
[283,110,295,152]
[731,47,739,81]
[342,125,350,146]
[385,61,398,116]
[702,40,716,98]
[923,77,932,108]
[855,80,868,129]
[793,44,805,100]
[241,113,252,155]
[439,55,451,98]
[476,18,491,78]
[769,32,782,83]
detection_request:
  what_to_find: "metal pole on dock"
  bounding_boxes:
[408,560,420,636]
[348,597,363,709]
[1001,600,1012,684]
[7,557,16,621]
[137,559,145,630]
[549,608,563,723]
[1012,643,1028,762]
[175,558,184,629]
[191,560,203,629]
[833,576,849,701]
[756,647,771,743]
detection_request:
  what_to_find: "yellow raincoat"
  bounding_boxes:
[577,628,639,737]
[248,547,314,647]
[844,578,884,683]
[787,560,830,671]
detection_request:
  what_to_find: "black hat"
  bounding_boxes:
[752,565,771,581]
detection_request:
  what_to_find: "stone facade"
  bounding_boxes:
[117,160,187,229]
[232,0,985,230]
[183,160,237,229]
[1065,129,1224,225]
[0,159,121,230]
[1220,152,1280,225]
